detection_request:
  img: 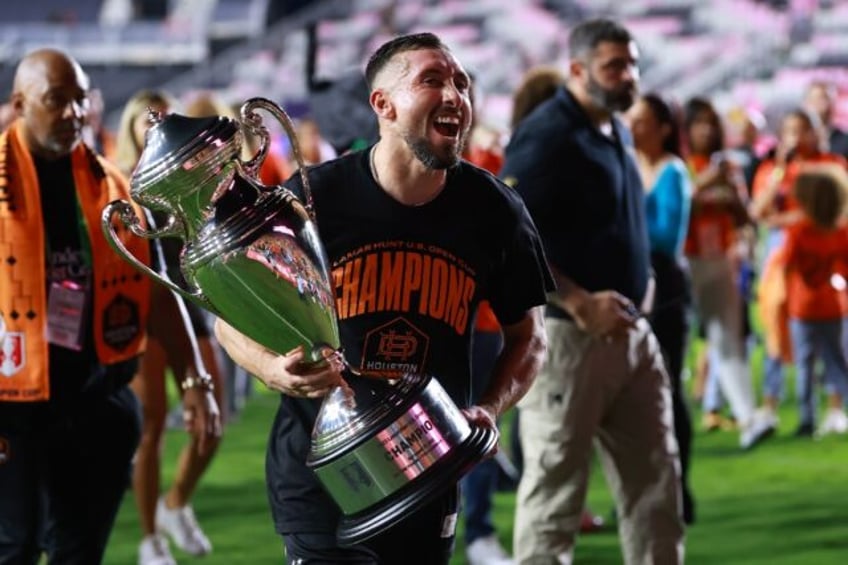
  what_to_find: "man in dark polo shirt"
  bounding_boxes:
[502,18,684,565]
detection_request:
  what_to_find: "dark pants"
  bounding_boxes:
[282,486,458,564]
[649,251,695,524]
[462,329,504,544]
[0,386,141,564]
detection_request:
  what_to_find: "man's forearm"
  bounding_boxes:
[213,318,274,387]
[476,306,546,418]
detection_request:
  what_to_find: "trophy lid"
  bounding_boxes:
[131,110,242,195]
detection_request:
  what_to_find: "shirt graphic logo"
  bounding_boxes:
[378,329,419,361]
[332,242,477,336]
[362,317,430,378]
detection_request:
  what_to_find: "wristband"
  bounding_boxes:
[181,373,215,392]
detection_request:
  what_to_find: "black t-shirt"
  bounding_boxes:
[502,87,651,316]
[35,154,99,401]
[267,149,552,533]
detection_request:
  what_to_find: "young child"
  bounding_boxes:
[778,163,848,436]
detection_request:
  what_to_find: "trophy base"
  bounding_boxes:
[336,424,497,546]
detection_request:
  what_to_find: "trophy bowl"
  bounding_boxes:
[101,97,497,546]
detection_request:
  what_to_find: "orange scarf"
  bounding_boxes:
[0,121,150,402]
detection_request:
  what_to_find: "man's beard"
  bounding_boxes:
[404,132,466,170]
[587,74,636,113]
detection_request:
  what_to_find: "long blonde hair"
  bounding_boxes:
[114,89,175,176]
[183,91,235,119]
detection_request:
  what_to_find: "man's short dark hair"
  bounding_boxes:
[568,18,633,60]
[365,32,447,89]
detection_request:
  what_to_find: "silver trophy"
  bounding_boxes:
[101,97,496,545]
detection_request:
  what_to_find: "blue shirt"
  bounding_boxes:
[645,159,692,259]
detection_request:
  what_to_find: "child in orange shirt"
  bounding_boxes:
[779,163,848,436]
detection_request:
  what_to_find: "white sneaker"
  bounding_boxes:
[138,533,177,565]
[740,408,777,450]
[156,496,212,556]
[817,408,848,436]
[466,534,514,565]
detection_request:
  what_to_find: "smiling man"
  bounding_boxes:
[214,32,553,564]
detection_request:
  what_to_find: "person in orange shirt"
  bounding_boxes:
[750,108,846,430]
[751,108,846,228]
[683,97,772,449]
[776,163,848,436]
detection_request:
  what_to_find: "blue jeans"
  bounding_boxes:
[789,318,848,427]
[461,329,503,545]
[762,355,786,400]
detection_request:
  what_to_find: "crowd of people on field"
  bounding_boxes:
[3,14,848,565]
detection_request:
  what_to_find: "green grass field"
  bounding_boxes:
[103,366,848,565]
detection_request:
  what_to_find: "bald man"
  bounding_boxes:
[213,33,552,564]
[0,49,151,564]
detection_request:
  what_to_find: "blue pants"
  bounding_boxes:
[762,354,786,400]
[789,318,848,427]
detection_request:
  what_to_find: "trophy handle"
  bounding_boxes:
[101,199,215,313]
[238,100,269,180]
[239,97,316,222]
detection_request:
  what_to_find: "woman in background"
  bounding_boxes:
[115,90,225,565]
[627,92,695,523]
[682,97,773,450]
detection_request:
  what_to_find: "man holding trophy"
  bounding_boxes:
[214,33,553,563]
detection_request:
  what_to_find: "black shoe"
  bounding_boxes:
[795,422,815,437]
